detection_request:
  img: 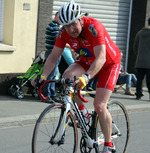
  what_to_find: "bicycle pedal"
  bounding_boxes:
[112,131,121,136]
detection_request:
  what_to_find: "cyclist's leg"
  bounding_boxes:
[93,63,120,147]
[94,100,130,153]
[62,62,87,106]
[94,88,112,142]
[62,62,86,79]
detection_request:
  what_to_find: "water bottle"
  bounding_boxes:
[79,105,90,125]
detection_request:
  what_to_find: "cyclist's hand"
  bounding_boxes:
[31,74,47,87]
[78,76,88,89]
[77,74,91,89]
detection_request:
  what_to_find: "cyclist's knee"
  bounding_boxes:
[62,70,74,79]
[93,101,107,116]
[62,67,84,79]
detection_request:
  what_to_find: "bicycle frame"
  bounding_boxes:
[38,80,99,150]
[37,79,126,152]
[66,89,122,151]
[77,91,122,145]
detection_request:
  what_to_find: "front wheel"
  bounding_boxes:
[32,103,78,153]
[94,100,130,153]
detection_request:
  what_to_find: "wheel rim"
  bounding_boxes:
[94,100,129,153]
[108,100,130,153]
[32,104,78,153]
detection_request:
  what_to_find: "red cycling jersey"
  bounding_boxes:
[55,17,120,67]
[55,17,121,90]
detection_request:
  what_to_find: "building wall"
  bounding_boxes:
[0,0,39,73]
[0,0,39,94]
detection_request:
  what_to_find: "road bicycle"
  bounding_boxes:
[32,78,130,153]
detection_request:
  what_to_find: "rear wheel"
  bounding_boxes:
[32,103,78,153]
[94,100,130,153]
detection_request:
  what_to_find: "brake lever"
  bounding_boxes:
[74,76,89,102]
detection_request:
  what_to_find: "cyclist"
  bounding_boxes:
[32,1,121,152]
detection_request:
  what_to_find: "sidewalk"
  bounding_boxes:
[0,87,150,128]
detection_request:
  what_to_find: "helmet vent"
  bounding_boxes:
[66,5,69,21]
[61,7,67,23]
[75,11,78,17]
[71,11,74,20]
[72,4,75,10]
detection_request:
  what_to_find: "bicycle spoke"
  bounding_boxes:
[32,104,78,153]
[108,100,130,153]
[93,100,130,153]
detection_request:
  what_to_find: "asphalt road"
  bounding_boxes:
[0,87,150,152]
[0,110,150,153]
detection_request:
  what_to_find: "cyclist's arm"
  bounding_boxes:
[74,45,106,89]
[86,45,106,78]
[42,46,64,77]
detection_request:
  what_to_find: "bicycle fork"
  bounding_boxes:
[49,102,71,145]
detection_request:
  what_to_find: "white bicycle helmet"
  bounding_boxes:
[58,0,82,25]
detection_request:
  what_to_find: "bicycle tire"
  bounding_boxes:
[94,100,130,153]
[32,103,78,153]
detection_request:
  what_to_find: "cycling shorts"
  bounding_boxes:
[75,60,120,91]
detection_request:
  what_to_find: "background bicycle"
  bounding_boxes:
[32,78,130,153]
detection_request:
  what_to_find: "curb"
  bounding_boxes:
[126,103,150,113]
[0,114,39,128]
[1,103,150,128]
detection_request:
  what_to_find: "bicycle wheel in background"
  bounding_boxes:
[94,100,130,153]
[32,103,78,153]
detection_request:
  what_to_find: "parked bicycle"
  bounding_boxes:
[32,77,130,153]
